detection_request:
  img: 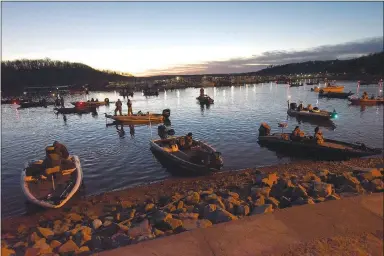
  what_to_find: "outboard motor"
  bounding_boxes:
[258,123,271,137]
[208,152,223,170]
[290,102,297,110]
[162,109,171,118]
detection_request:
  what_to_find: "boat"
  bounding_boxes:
[257,124,382,160]
[196,95,214,104]
[287,102,337,120]
[150,136,223,175]
[348,97,384,105]
[318,90,354,99]
[306,81,318,86]
[71,100,109,107]
[1,98,29,105]
[289,82,304,87]
[18,101,55,109]
[54,106,97,114]
[311,85,344,92]
[21,155,83,208]
[143,89,159,96]
[105,109,170,124]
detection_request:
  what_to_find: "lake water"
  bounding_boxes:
[1,81,383,217]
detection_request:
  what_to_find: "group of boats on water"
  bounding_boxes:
[4,81,383,210]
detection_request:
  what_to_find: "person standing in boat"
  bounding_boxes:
[115,99,122,116]
[60,97,65,108]
[362,91,369,100]
[314,127,324,145]
[127,99,133,116]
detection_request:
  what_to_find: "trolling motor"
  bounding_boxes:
[158,125,175,139]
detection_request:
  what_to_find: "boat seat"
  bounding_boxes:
[62,168,76,176]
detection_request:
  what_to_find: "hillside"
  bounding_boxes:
[1,59,133,95]
[250,52,384,77]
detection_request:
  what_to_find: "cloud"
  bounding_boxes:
[139,36,383,76]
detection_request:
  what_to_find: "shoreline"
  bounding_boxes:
[2,158,383,227]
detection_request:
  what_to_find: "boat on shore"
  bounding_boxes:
[348,97,384,105]
[287,102,337,120]
[150,136,223,175]
[21,155,83,208]
[257,124,382,160]
[312,85,344,92]
[105,109,170,124]
[196,95,214,104]
[318,90,354,99]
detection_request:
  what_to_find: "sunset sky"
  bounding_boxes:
[2,2,383,76]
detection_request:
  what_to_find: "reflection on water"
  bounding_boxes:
[1,81,383,217]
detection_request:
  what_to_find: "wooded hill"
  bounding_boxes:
[1,59,133,95]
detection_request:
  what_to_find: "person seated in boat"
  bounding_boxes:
[307,104,313,112]
[53,141,70,160]
[91,98,95,102]
[164,139,179,152]
[184,132,194,149]
[96,98,99,102]
[314,126,324,145]
[362,91,368,100]
[258,123,271,136]
[115,99,122,116]
[298,103,304,111]
[127,99,133,116]
[371,94,375,100]
[178,136,186,149]
[290,126,304,141]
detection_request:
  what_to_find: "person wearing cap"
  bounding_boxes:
[314,126,324,145]
[290,126,303,141]
[53,141,69,159]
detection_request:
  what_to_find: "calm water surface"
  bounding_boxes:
[2,81,383,217]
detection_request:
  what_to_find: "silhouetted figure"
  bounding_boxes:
[127,99,133,116]
[60,97,64,108]
[115,99,122,116]
[129,124,135,137]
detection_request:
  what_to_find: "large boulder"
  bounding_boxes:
[235,204,250,216]
[183,219,213,231]
[251,204,273,215]
[262,173,278,187]
[127,219,152,239]
[251,186,271,198]
[369,179,384,192]
[311,181,333,197]
[32,238,52,255]
[186,192,200,205]
[58,239,79,254]
[203,204,238,224]
[302,173,321,183]
[253,195,265,207]
[265,197,280,209]
[66,213,83,222]
[37,227,54,239]
[92,219,103,230]
[360,169,382,181]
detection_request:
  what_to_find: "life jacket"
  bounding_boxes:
[116,101,122,107]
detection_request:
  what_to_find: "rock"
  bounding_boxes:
[115,213,121,222]
[37,227,54,239]
[330,172,361,188]
[290,175,299,185]
[265,197,280,209]
[103,220,113,227]
[33,238,52,255]
[58,239,79,254]
[235,205,250,216]
[369,179,384,192]
[119,209,136,221]
[317,169,330,178]
[1,247,15,256]
[111,233,131,247]
[228,192,240,199]
[24,248,40,256]
[177,212,199,220]
[185,205,195,212]
[120,200,133,209]
[77,226,92,246]
[339,184,365,194]
[177,201,184,210]
[154,228,165,237]
[287,184,308,200]
[186,192,200,205]
[183,219,213,231]
[165,218,183,230]
[95,223,120,238]
[279,196,291,208]
[292,197,315,205]
[17,224,28,236]
[50,240,62,249]
[206,194,218,201]
[203,204,238,224]
[224,201,235,214]
[251,186,271,198]
[262,173,278,187]
[30,232,41,243]
[312,181,333,197]
[53,222,71,235]
[152,211,172,225]
[92,219,102,230]
[314,197,326,203]
[251,204,273,215]
[361,169,382,181]
[67,213,83,222]
[77,246,90,254]
[89,236,102,251]
[253,195,265,207]
[12,241,27,249]
[145,203,155,212]
[226,196,242,206]
[302,173,321,183]
[326,194,341,200]
[127,219,152,239]
[200,189,214,196]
